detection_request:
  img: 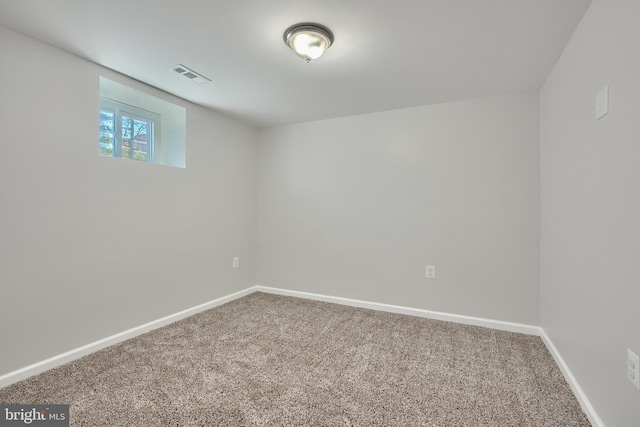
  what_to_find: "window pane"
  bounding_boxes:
[132,119,149,162]
[121,116,149,162]
[121,116,132,159]
[98,109,115,156]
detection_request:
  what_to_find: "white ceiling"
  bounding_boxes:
[0,0,592,128]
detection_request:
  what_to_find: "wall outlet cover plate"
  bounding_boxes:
[596,86,609,120]
[628,348,640,391]
[425,265,436,279]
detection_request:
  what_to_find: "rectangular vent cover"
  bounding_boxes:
[169,64,211,84]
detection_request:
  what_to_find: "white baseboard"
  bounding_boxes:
[539,330,605,427]
[0,286,257,389]
[255,285,541,336]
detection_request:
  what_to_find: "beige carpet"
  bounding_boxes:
[0,292,590,426]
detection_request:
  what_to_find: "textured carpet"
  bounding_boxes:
[0,292,590,426]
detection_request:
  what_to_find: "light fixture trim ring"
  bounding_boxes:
[283,22,334,47]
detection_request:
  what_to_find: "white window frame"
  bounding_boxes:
[99,98,160,163]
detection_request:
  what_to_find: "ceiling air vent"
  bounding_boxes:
[169,64,211,84]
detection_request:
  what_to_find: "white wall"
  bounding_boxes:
[0,26,257,376]
[258,92,540,325]
[8,4,638,423]
[540,0,640,425]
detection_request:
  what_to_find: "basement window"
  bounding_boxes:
[99,100,158,162]
[98,77,186,168]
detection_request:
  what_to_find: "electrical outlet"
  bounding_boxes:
[596,86,609,120]
[232,257,239,269]
[628,349,640,391]
[425,265,436,279]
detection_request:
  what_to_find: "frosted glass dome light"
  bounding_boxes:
[284,23,334,62]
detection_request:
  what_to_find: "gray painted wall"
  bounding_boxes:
[540,0,640,425]
[0,26,258,376]
[258,92,540,325]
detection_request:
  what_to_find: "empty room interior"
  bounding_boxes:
[0,0,638,425]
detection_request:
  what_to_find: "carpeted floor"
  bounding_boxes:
[0,292,591,426]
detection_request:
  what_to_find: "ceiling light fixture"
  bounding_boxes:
[283,23,334,63]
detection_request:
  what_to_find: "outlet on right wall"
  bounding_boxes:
[540,0,640,425]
